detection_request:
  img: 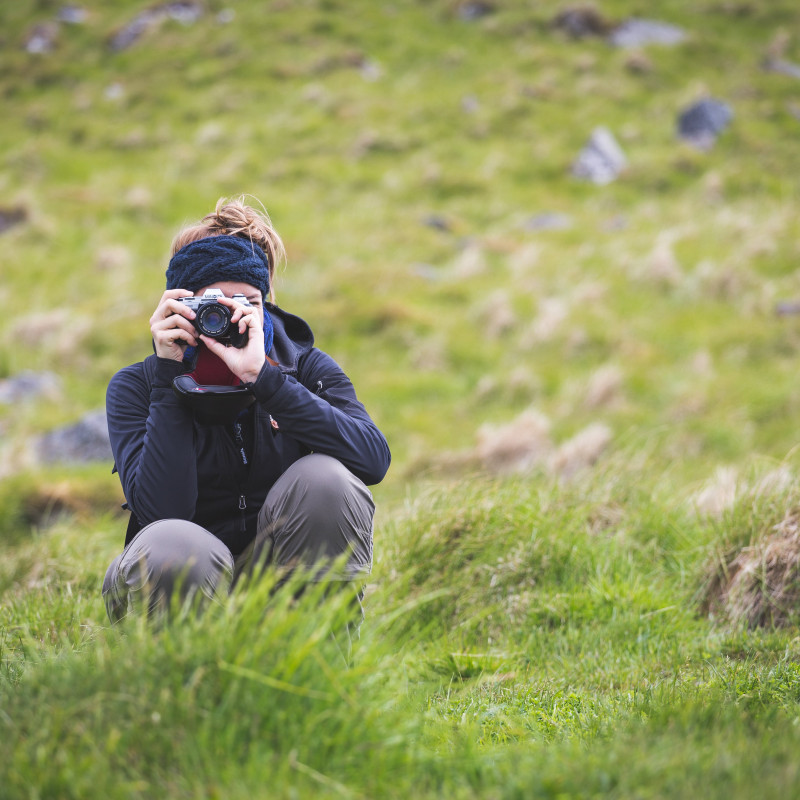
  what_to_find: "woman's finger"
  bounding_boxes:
[155,327,197,348]
[152,313,197,335]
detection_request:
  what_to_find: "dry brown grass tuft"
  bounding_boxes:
[644,237,683,288]
[690,349,714,377]
[692,259,750,301]
[480,289,517,339]
[692,466,739,517]
[522,296,569,344]
[549,422,612,479]
[408,335,448,372]
[451,243,487,279]
[123,186,153,210]
[753,467,794,497]
[473,367,541,404]
[702,508,800,629]
[457,411,613,479]
[583,364,624,410]
[95,245,132,273]
[475,408,553,474]
[507,243,541,276]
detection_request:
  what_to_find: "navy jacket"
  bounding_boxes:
[106,304,391,555]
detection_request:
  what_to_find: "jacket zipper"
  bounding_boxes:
[238,494,247,532]
[233,422,248,465]
[233,422,248,532]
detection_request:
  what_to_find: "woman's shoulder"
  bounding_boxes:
[109,359,145,386]
[109,355,158,386]
[107,356,167,407]
[107,357,147,400]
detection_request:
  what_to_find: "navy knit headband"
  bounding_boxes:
[166,235,271,300]
[167,235,274,358]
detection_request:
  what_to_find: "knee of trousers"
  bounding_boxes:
[257,454,375,573]
[103,519,234,618]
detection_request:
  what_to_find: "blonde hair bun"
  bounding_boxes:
[171,196,285,303]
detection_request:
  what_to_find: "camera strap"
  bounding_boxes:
[172,374,256,426]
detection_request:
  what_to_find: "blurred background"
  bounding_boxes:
[1,0,799,520]
[5,5,800,795]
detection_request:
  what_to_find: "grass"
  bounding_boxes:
[3,0,800,796]
[5,465,800,797]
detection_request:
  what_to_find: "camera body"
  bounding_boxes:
[179,289,251,348]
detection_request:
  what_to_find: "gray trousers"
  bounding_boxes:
[102,454,374,622]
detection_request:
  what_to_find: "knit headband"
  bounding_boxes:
[167,234,274,360]
[166,235,271,300]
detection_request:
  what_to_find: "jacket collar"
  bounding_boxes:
[266,303,314,374]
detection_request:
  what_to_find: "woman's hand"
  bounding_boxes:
[199,296,266,384]
[150,289,198,361]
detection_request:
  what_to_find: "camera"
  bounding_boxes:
[179,289,251,348]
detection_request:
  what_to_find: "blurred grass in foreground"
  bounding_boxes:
[4,459,800,797]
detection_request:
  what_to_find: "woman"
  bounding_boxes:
[103,197,391,620]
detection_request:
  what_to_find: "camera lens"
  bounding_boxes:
[197,303,231,337]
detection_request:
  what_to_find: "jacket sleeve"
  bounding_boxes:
[250,348,391,485]
[106,357,199,525]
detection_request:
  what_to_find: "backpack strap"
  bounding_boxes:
[119,355,161,547]
[124,508,142,546]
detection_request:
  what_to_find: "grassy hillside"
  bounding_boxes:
[3,0,800,796]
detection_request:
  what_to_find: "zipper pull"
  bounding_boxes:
[238,495,247,532]
[233,423,248,464]
[315,380,323,395]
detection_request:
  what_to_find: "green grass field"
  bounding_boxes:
[3,0,800,796]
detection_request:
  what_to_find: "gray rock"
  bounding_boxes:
[37,410,112,464]
[775,301,800,317]
[108,15,151,51]
[609,18,686,48]
[25,23,59,54]
[0,206,27,234]
[165,1,203,24]
[553,7,610,38]
[58,5,88,24]
[524,212,573,232]
[412,263,441,282]
[359,59,383,82]
[601,215,628,232]
[109,1,203,51]
[461,94,480,114]
[572,127,627,185]
[764,58,800,80]
[677,99,733,149]
[0,371,61,404]
[458,2,495,21]
[422,214,452,232]
[104,83,125,101]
